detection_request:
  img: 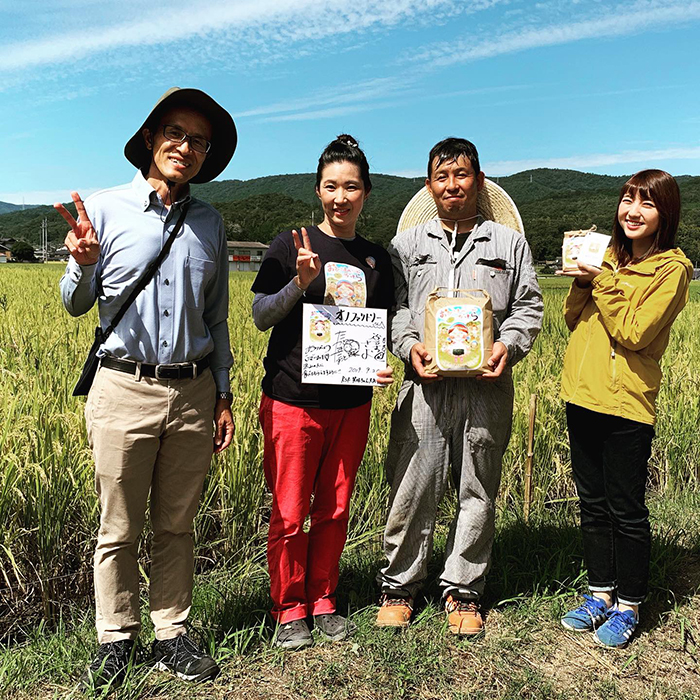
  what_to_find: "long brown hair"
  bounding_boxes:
[611,169,680,266]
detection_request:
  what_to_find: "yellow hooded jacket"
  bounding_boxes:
[560,248,692,425]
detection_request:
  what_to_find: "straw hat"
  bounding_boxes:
[124,87,237,184]
[397,179,524,234]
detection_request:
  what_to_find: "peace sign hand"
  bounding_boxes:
[54,192,100,266]
[292,227,320,290]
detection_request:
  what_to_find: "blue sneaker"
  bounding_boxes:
[595,608,638,648]
[561,594,609,632]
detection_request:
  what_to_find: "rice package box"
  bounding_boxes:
[424,288,493,377]
[562,225,597,272]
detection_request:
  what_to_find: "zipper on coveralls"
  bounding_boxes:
[448,221,458,296]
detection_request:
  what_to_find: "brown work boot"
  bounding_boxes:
[444,595,483,636]
[375,594,414,628]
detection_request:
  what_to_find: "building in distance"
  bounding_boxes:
[228,241,268,272]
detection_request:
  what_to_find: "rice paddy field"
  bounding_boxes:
[0,264,699,699]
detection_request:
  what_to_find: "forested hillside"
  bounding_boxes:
[0,201,36,215]
[514,172,700,262]
[2,169,698,263]
[196,172,425,250]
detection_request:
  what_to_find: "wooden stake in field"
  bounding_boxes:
[523,393,537,523]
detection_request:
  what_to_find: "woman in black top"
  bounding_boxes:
[251,135,394,649]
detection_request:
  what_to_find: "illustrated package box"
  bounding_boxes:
[562,226,610,271]
[424,288,493,377]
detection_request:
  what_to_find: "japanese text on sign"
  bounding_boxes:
[301,304,387,386]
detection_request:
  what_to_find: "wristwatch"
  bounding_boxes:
[217,391,233,403]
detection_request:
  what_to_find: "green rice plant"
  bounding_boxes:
[194,279,269,564]
[0,265,698,632]
[0,267,97,629]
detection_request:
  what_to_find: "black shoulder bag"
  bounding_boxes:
[73,203,191,396]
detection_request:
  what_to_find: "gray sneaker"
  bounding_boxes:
[274,619,313,650]
[314,613,357,641]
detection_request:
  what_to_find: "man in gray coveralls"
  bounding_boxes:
[376,137,543,635]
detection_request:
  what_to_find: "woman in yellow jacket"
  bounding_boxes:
[558,169,692,648]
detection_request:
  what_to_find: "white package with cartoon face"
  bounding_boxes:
[576,232,611,268]
[562,226,609,271]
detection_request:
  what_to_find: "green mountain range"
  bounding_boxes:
[2,169,698,263]
[0,202,37,216]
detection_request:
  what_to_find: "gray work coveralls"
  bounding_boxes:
[379,217,543,599]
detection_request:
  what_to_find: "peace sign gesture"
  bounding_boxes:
[292,227,320,290]
[54,192,100,266]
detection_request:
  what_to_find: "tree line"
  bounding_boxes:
[1,169,698,264]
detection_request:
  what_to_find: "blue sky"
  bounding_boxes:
[1,0,699,204]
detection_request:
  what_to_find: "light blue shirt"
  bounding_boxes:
[60,171,232,392]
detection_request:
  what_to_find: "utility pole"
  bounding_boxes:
[41,218,48,263]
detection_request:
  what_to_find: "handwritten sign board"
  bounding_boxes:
[302,304,387,386]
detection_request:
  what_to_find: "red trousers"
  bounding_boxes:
[259,393,371,623]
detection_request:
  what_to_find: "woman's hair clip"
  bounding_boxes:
[336,134,359,148]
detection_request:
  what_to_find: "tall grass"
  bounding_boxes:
[0,265,698,634]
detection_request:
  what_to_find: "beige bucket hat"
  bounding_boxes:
[397,179,524,234]
[124,87,237,184]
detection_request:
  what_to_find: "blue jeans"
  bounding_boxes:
[566,403,654,606]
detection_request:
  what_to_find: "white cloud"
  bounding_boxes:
[242,81,529,123]
[257,83,534,122]
[484,146,700,175]
[385,169,425,178]
[6,130,36,143]
[261,103,385,123]
[1,1,299,72]
[0,0,501,75]
[409,1,700,66]
[235,77,416,119]
[231,79,684,127]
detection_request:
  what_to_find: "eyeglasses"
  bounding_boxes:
[162,125,211,154]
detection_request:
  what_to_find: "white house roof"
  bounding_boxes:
[227,241,269,249]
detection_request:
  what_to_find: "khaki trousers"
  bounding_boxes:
[85,365,215,643]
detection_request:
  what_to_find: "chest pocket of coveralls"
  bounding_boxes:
[475,259,513,315]
[185,255,216,309]
[409,253,437,330]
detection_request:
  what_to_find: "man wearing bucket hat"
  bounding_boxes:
[375,137,543,635]
[57,87,236,688]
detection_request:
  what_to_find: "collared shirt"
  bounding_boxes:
[388,216,543,374]
[60,170,232,392]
